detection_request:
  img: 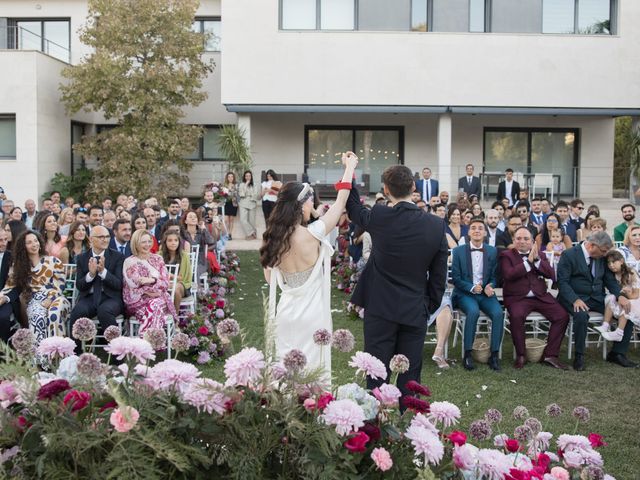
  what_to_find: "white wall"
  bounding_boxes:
[222,1,640,109]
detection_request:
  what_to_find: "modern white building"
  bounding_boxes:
[1,0,640,206]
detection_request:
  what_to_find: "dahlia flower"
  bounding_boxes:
[147,359,200,394]
[320,399,365,436]
[348,351,387,381]
[428,401,461,428]
[404,424,444,465]
[224,347,265,387]
[37,336,76,360]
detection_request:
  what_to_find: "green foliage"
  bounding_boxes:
[59,0,214,200]
[614,116,640,193]
[43,167,95,202]
[217,125,253,176]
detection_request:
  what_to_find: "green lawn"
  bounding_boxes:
[202,251,640,479]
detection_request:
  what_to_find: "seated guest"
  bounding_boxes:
[451,218,503,371]
[529,197,546,228]
[58,207,76,236]
[5,220,27,252]
[416,200,428,212]
[74,207,89,225]
[429,291,453,369]
[123,230,176,336]
[569,199,586,231]
[109,219,133,258]
[513,188,530,210]
[445,206,468,249]
[439,191,449,206]
[617,224,640,276]
[9,207,23,222]
[132,213,158,253]
[613,203,639,243]
[535,213,572,251]
[429,196,441,210]
[515,202,538,239]
[410,191,422,204]
[484,209,501,247]
[540,198,554,217]
[0,231,69,346]
[22,199,38,229]
[462,210,473,227]
[103,210,117,231]
[181,210,216,276]
[35,212,67,260]
[500,227,569,370]
[433,204,446,219]
[159,231,192,311]
[496,215,523,253]
[470,203,484,219]
[491,201,506,231]
[496,168,520,207]
[159,219,190,251]
[557,231,637,370]
[69,226,124,349]
[577,211,600,242]
[59,222,90,264]
[0,230,16,343]
[555,201,578,242]
[87,205,104,232]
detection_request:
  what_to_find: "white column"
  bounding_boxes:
[237,113,251,148]
[437,113,453,196]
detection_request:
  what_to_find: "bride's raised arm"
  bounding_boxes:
[317,152,359,236]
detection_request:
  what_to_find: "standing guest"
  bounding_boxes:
[35,212,67,260]
[109,219,133,258]
[484,209,501,247]
[458,164,481,197]
[74,207,89,225]
[0,231,69,345]
[238,170,261,240]
[499,227,569,369]
[617,225,640,275]
[69,226,124,349]
[261,169,281,226]
[5,220,27,252]
[132,214,158,253]
[613,204,639,243]
[222,172,238,240]
[181,210,216,276]
[534,213,572,252]
[416,167,439,205]
[439,191,450,206]
[9,207,23,222]
[451,218,503,371]
[445,206,468,249]
[160,231,192,311]
[123,230,176,337]
[557,231,636,370]
[103,210,117,231]
[496,168,520,207]
[22,199,38,229]
[58,207,76,236]
[555,201,578,242]
[496,215,522,253]
[59,222,90,264]
[87,205,104,233]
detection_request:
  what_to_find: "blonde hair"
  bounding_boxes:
[589,217,607,231]
[623,224,640,247]
[59,207,75,226]
[130,229,153,257]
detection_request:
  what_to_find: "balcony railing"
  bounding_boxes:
[1,25,70,63]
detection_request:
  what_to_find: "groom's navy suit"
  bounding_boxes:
[347,181,448,396]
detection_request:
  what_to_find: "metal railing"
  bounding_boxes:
[1,25,70,63]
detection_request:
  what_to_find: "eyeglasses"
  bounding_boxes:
[92,235,111,240]
[546,218,558,223]
[575,206,584,210]
[75,207,88,214]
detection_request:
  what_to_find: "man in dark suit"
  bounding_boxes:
[500,227,569,370]
[347,165,448,398]
[415,167,439,205]
[0,229,18,343]
[451,218,504,371]
[515,202,539,239]
[109,219,133,258]
[458,164,481,197]
[557,231,637,370]
[555,201,578,242]
[69,226,124,350]
[496,168,520,207]
[496,215,523,253]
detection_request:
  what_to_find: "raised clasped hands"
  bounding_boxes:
[88,257,98,276]
[97,256,106,274]
[528,243,538,264]
[341,151,359,170]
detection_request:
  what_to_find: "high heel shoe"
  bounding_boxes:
[432,348,449,369]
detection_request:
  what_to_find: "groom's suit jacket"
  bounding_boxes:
[346,181,448,327]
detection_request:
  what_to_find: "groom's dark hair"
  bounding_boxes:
[382,165,414,198]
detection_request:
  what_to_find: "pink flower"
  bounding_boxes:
[63,390,91,412]
[428,401,461,428]
[224,347,266,387]
[562,451,583,468]
[372,383,401,407]
[36,336,76,360]
[348,351,387,380]
[317,392,334,411]
[0,381,19,408]
[550,466,570,480]
[505,439,520,453]
[410,413,438,434]
[448,431,467,446]
[344,431,369,453]
[110,406,140,433]
[197,326,209,336]
[371,447,393,471]
[588,433,608,448]
[320,399,366,436]
[494,433,509,447]
[303,398,317,412]
[181,378,230,415]
[453,443,478,470]
[105,337,155,364]
[404,425,444,465]
[147,359,200,394]
[476,449,512,480]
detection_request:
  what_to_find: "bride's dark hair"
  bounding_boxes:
[260,182,309,268]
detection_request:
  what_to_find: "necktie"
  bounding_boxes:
[468,177,471,186]
[119,246,125,254]
[589,257,596,277]
[426,181,430,201]
[93,257,102,307]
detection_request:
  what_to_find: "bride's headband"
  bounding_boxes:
[297,183,313,202]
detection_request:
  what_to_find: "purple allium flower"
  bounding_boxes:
[582,465,605,480]
[143,327,167,351]
[485,408,503,424]
[545,403,562,418]
[72,317,97,342]
[170,332,190,353]
[469,419,492,441]
[524,417,542,435]
[208,342,218,353]
[10,329,35,357]
[513,405,530,420]
[189,336,200,347]
[331,329,355,353]
[572,406,590,423]
[197,351,211,364]
[77,353,105,378]
[389,354,410,374]
[215,309,225,319]
[104,325,121,342]
[283,349,307,373]
[313,328,332,346]
[514,425,533,443]
[217,319,240,338]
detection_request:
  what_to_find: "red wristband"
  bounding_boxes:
[334,181,352,191]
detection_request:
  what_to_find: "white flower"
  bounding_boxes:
[320,399,365,436]
[405,425,444,465]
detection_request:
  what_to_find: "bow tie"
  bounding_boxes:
[520,253,529,258]
[471,247,484,253]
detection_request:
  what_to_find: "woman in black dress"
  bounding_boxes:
[223,171,238,240]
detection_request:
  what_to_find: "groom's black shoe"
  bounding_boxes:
[463,351,475,371]
[606,352,638,368]
[488,352,501,371]
[573,354,585,371]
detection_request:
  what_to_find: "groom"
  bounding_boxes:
[346,165,448,397]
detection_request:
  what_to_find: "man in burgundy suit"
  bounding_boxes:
[499,227,569,370]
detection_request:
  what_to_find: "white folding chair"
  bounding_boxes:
[178,251,199,316]
[532,174,554,203]
[566,311,607,360]
[614,241,624,249]
[62,263,78,310]
[452,310,506,359]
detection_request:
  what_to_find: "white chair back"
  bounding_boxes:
[166,263,180,302]
[614,241,624,249]
[513,172,526,185]
[62,263,79,308]
[188,251,198,295]
[532,173,554,203]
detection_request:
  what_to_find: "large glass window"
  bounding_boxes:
[281,0,317,29]
[359,0,411,31]
[320,0,355,29]
[186,126,226,161]
[193,18,222,51]
[306,127,403,193]
[469,0,486,32]
[0,116,17,159]
[578,0,611,33]
[411,0,428,31]
[484,128,578,196]
[11,19,70,62]
[543,0,575,33]
[543,0,612,34]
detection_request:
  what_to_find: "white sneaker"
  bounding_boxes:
[594,324,610,335]
[602,330,624,342]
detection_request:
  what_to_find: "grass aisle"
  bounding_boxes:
[202,251,640,478]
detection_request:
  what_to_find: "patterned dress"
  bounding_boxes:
[1,256,69,345]
[123,254,176,336]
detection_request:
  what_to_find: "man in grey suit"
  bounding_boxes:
[458,164,481,197]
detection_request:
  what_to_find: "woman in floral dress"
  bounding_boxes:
[123,230,176,336]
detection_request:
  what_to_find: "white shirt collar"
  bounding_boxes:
[91,249,105,257]
[581,243,591,264]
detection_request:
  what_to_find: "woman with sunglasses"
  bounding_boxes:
[534,213,572,252]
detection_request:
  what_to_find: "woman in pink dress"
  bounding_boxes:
[34,212,67,261]
[123,230,176,336]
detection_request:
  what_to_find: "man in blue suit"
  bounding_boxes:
[415,167,439,204]
[108,219,132,258]
[452,217,504,371]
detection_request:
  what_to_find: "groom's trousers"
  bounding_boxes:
[363,312,427,398]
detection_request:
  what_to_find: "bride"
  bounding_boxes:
[260,152,359,382]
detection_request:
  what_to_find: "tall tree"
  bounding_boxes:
[60,0,214,200]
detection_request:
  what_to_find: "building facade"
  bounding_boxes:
[1,0,639,206]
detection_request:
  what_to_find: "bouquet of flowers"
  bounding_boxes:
[203,181,230,204]
[345,301,365,320]
[333,253,357,294]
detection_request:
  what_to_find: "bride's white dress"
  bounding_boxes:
[268,220,334,381]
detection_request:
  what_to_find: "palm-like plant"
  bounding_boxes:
[217,125,253,176]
